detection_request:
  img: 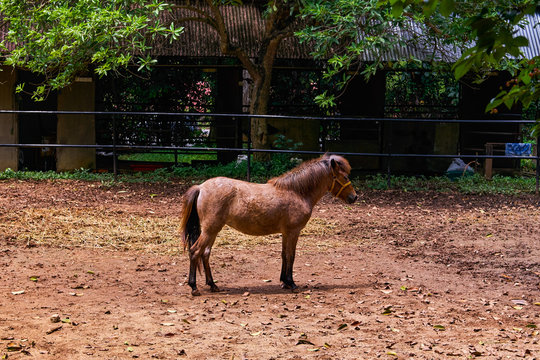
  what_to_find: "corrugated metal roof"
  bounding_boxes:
[353,20,461,62]
[0,20,14,52]
[153,6,540,62]
[151,2,313,59]
[153,3,457,61]
[514,13,540,59]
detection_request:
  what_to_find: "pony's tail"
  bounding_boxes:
[179,186,201,253]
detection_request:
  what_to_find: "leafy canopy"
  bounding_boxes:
[386,0,540,130]
[296,0,468,109]
[0,0,182,100]
[299,0,539,130]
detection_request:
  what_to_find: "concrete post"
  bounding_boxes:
[0,67,18,171]
[56,78,96,171]
[430,123,460,173]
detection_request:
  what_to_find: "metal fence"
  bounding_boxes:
[0,110,539,192]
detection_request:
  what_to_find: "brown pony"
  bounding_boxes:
[179,154,357,296]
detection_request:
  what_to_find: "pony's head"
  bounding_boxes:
[326,154,357,204]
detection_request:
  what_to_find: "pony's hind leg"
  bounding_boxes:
[202,247,219,292]
[188,229,220,296]
[188,251,201,296]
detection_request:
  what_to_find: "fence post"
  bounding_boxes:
[485,143,493,180]
[536,136,540,195]
[247,116,251,182]
[386,120,392,189]
[112,115,118,181]
[386,157,391,189]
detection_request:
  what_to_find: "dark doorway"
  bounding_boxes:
[17,71,58,171]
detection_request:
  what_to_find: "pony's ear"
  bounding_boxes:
[331,158,338,170]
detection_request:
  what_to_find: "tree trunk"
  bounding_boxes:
[249,73,270,156]
[185,1,299,160]
[248,36,282,160]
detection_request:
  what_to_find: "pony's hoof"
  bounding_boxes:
[210,285,221,293]
[191,289,201,296]
[280,282,298,291]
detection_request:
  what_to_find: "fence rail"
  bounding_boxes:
[1,110,538,193]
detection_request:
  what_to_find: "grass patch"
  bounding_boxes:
[118,152,217,164]
[0,153,298,184]
[1,163,538,195]
[362,173,537,194]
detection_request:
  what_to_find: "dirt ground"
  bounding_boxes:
[1,179,539,360]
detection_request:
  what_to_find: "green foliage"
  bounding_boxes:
[148,149,305,183]
[119,152,217,163]
[383,0,540,133]
[363,173,537,194]
[296,0,468,109]
[301,0,540,134]
[385,69,459,117]
[2,166,537,194]
[269,134,303,175]
[297,0,400,108]
[0,167,114,182]
[0,0,181,100]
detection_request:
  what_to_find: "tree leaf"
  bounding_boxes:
[46,325,62,334]
[454,57,475,80]
[382,306,393,315]
[391,2,404,17]
[440,0,455,17]
[513,36,529,48]
[6,343,22,352]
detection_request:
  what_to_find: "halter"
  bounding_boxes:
[330,176,351,198]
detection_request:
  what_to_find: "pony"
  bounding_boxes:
[179,153,357,296]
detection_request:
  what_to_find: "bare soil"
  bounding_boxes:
[1,179,539,359]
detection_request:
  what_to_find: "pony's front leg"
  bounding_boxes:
[280,230,300,291]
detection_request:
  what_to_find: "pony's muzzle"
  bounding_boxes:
[347,193,358,204]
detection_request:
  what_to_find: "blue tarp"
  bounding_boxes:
[505,143,532,156]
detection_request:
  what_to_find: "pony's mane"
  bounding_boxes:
[268,156,332,196]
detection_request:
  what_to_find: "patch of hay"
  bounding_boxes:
[1,208,179,253]
[0,208,340,253]
[215,217,339,249]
